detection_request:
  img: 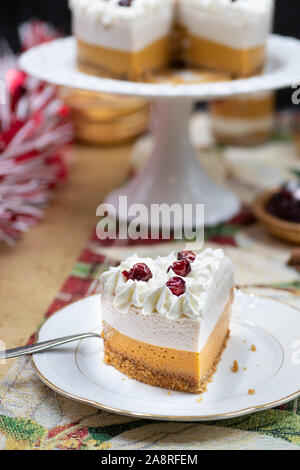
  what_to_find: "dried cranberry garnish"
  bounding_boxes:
[166,277,186,297]
[266,182,300,224]
[177,250,196,262]
[123,263,152,282]
[119,0,133,6]
[167,259,191,277]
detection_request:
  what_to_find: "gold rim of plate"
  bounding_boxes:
[252,189,300,245]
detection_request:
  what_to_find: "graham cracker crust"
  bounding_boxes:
[103,330,230,393]
[213,130,272,146]
[77,58,155,82]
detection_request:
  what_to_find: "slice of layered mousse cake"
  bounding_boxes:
[70,0,175,81]
[100,248,234,393]
[176,0,274,77]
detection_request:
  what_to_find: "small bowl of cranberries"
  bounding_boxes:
[252,182,300,244]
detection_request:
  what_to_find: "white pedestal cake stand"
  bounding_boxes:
[20,35,300,226]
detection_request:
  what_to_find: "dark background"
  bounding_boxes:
[0,0,299,108]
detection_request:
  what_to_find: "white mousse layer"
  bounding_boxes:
[70,0,174,52]
[211,115,275,137]
[228,91,274,102]
[177,0,274,49]
[100,249,234,352]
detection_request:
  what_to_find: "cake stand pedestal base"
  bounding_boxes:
[105,100,241,228]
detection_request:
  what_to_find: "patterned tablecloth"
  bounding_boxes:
[0,112,299,450]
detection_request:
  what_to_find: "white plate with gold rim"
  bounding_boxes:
[32,290,300,421]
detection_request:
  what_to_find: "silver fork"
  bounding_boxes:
[0,333,102,361]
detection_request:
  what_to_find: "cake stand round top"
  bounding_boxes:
[19,35,300,101]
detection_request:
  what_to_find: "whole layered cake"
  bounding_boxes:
[69,0,274,81]
[100,249,234,393]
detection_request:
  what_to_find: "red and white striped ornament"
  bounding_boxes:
[0,22,73,244]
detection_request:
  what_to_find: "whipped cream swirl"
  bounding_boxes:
[69,0,174,25]
[180,0,274,18]
[100,249,233,320]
